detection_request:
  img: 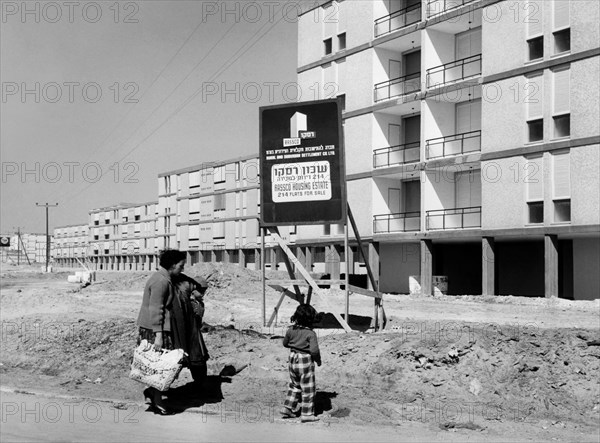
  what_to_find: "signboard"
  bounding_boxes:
[259,98,346,226]
[0,236,10,247]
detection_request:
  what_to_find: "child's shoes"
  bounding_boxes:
[279,407,296,419]
[300,415,320,423]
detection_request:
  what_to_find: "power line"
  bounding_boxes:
[57,6,287,205]
[35,203,58,272]
[43,14,227,204]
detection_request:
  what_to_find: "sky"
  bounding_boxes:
[0,0,300,233]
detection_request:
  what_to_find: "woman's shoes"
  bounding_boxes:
[149,403,175,416]
[144,387,174,415]
[143,388,153,405]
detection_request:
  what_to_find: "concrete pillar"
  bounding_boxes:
[270,247,277,270]
[305,247,313,271]
[239,249,246,268]
[368,242,380,291]
[186,251,192,266]
[420,239,433,295]
[331,244,341,281]
[255,248,261,271]
[545,234,559,298]
[482,237,495,296]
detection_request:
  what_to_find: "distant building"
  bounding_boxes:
[8,232,50,263]
[52,224,89,267]
[87,202,158,270]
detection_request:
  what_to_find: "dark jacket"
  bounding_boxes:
[283,325,321,365]
[136,268,174,332]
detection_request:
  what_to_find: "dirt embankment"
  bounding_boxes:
[1,264,599,439]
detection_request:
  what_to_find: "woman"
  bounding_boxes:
[136,249,186,415]
[171,273,210,385]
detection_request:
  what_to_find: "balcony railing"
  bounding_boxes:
[374,211,421,233]
[374,72,421,102]
[426,54,482,88]
[426,130,481,159]
[373,142,420,168]
[426,206,481,230]
[374,3,421,38]
[426,0,477,17]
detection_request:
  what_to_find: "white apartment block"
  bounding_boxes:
[294,0,600,299]
[7,232,50,263]
[87,202,158,270]
[156,155,297,269]
[52,224,89,267]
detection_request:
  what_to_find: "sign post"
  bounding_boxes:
[259,98,351,331]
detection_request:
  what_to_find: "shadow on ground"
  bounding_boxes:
[313,312,372,332]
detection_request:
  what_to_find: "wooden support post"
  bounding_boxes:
[261,229,266,326]
[268,228,352,332]
[272,227,303,302]
[344,222,350,324]
[545,234,559,298]
[420,239,433,296]
[482,237,495,296]
[368,242,380,330]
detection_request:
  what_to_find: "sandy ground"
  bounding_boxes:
[1,263,599,442]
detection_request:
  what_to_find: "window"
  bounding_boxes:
[553,115,570,138]
[527,37,543,61]
[324,38,332,56]
[104,219,110,224]
[123,216,128,222]
[104,249,110,255]
[104,234,109,239]
[338,32,346,51]
[94,235,99,240]
[134,215,140,221]
[552,67,570,138]
[528,202,544,223]
[94,220,99,226]
[552,151,571,223]
[553,29,570,54]
[214,194,226,211]
[526,73,543,143]
[526,155,544,224]
[528,119,544,142]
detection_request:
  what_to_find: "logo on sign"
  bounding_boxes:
[300,131,316,139]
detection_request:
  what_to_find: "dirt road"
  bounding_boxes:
[1,264,599,442]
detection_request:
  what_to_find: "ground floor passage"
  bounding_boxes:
[51,235,599,300]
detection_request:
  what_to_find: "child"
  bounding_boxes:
[280,304,322,423]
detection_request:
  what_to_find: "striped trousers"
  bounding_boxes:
[283,350,316,417]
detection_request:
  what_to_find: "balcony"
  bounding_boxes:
[374,212,421,233]
[426,130,481,159]
[426,0,478,18]
[374,72,421,102]
[373,142,420,168]
[426,206,481,230]
[374,3,421,38]
[426,54,482,88]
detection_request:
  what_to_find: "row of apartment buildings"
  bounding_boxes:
[53,0,599,300]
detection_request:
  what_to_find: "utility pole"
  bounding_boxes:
[36,203,58,272]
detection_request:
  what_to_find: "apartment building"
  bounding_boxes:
[87,201,158,270]
[52,224,89,267]
[295,0,599,299]
[7,232,50,263]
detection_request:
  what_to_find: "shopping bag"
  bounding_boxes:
[129,339,186,391]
